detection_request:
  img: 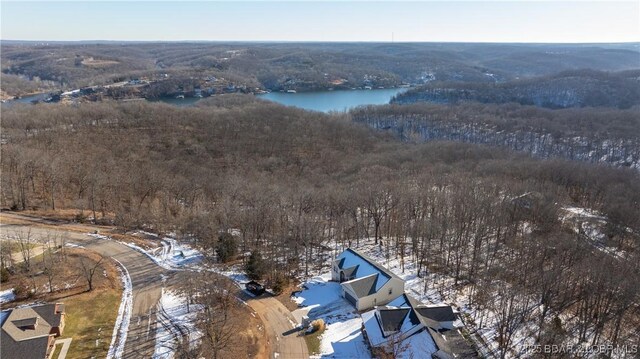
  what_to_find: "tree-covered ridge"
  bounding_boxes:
[2,43,638,97]
[2,99,639,357]
[392,69,640,109]
[352,102,640,168]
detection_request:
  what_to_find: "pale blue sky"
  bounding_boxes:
[1,1,638,42]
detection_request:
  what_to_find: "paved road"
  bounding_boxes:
[1,212,309,359]
[0,212,164,358]
[241,293,309,359]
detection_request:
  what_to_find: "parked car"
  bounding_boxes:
[245,280,265,295]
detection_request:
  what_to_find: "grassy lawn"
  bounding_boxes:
[304,328,324,355]
[58,287,121,358]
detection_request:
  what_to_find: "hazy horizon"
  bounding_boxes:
[1,1,638,43]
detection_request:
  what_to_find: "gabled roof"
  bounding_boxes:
[336,248,403,298]
[428,327,452,355]
[337,248,401,280]
[2,307,52,342]
[340,265,359,279]
[405,295,448,329]
[415,306,457,323]
[32,304,64,328]
[0,304,65,359]
[362,294,456,357]
[342,273,379,299]
[378,308,411,333]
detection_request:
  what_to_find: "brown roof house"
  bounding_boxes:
[1,303,66,359]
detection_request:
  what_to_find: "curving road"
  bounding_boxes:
[0,212,309,359]
[0,212,164,358]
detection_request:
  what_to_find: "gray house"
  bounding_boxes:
[331,248,405,311]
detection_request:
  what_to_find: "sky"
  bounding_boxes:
[1,1,638,43]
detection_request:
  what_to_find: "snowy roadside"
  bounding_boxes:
[153,289,203,359]
[87,232,203,271]
[106,258,133,359]
[0,288,16,304]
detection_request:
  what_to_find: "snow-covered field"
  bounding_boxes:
[0,288,16,304]
[153,289,203,359]
[292,274,370,358]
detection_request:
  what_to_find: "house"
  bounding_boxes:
[0,303,66,359]
[332,248,405,311]
[361,294,455,359]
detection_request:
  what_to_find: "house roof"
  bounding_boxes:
[337,248,401,280]
[415,306,457,323]
[340,265,359,279]
[378,308,411,333]
[0,333,51,359]
[336,248,403,298]
[2,307,52,342]
[428,327,452,355]
[32,304,64,328]
[361,294,455,357]
[0,304,64,359]
[342,273,379,299]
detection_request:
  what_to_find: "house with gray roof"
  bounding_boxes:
[0,303,66,359]
[332,248,406,311]
[361,294,456,359]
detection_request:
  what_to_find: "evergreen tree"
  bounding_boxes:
[245,250,266,280]
[216,232,237,263]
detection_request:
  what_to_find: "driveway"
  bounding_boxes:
[240,292,309,359]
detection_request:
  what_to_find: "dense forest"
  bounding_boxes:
[2,42,639,97]
[1,98,639,357]
[352,103,640,169]
[392,70,640,109]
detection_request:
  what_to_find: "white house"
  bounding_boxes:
[361,294,456,359]
[331,248,405,311]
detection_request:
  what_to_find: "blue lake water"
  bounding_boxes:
[257,88,406,112]
[3,88,407,112]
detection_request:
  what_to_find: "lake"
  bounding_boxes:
[1,93,50,107]
[257,88,407,112]
[3,88,407,112]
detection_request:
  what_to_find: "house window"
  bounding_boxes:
[388,288,393,295]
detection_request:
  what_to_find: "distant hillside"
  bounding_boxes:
[2,43,639,96]
[392,70,640,109]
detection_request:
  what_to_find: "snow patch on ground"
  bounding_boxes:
[87,231,203,271]
[561,206,627,260]
[0,288,16,304]
[65,243,85,249]
[153,289,203,359]
[122,238,202,271]
[106,258,133,359]
[293,274,369,358]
